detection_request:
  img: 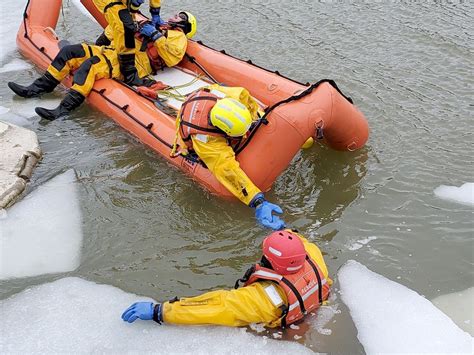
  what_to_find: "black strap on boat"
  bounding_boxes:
[235,79,353,156]
[22,0,53,61]
[306,256,323,305]
[184,53,218,84]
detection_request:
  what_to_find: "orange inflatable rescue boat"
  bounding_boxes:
[16,0,369,199]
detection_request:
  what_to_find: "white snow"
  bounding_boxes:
[0,170,82,280]
[0,58,32,74]
[70,0,95,20]
[338,260,473,354]
[434,183,474,206]
[0,0,27,65]
[432,287,474,336]
[0,277,312,354]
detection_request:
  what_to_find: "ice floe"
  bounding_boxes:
[0,0,27,65]
[0,277,311,354]
[434,183,474,206]
[0,170,82,280]
[338,260,472,354]
[346,236,377,251]
[0,106,10,115]
[0,58,32,74]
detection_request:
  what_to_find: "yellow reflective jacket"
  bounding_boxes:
[162,234,332,327]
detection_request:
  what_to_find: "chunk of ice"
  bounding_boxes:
[434,183,474,206]
[0,277,311,354]
[0,170,82,280]
[0,59,33,74]
[338,260,472,354]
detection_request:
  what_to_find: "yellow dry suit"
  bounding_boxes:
[92,0,162,55]
[175,85,263,205]
[162,233,332,328]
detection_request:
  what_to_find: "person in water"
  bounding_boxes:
[7,11,196,121]
[122,230,331,327]
[170,84,287,230]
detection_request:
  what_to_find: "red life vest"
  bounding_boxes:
[236,255,330,327]
[179,90,228,149]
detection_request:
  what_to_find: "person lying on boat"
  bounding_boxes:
[91,0,164,87]
[122,230,332,328]
[172,84,286,230]
[7,11,196,121]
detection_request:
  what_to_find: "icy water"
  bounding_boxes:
[1,0,473,353]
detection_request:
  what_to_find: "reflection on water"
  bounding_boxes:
[1,0,473,353]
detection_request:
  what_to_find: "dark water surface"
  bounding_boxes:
[1,0,473,353]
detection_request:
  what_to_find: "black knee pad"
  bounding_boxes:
[51,44,86,72]
[73,56,100,86]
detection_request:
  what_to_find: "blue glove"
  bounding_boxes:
[151,14,164,27]
[130,0,144,7]
[140,24,162,41]
[250,193,286,230]
[150,7,163,26]
[122,302,162,323]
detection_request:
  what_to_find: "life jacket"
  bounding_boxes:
[235,255,330,327]
[179,89,229,149]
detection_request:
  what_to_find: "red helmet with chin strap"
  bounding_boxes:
[262,230,306,275]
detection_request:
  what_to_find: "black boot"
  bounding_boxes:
[118,53,154,87]
[8,72,59,98]
[35,90,85,121]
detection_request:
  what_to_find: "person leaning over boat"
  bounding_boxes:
[172,85,286,230]
[91,0,163,86]
[122,230,332,328]
[7,12,196,121]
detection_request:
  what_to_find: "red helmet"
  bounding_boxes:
[262,230,306,274]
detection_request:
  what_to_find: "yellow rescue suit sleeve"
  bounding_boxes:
[191,135,261,205]
[150,0,161,11]
[162,281,285,327]
[154,29,187,67]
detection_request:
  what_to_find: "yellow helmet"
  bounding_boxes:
[179,11,197,39]
[210,98,252,137]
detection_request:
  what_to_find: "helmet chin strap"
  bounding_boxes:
[260,255,273,269]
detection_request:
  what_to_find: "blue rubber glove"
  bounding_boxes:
[140,24,162,41]
[121,302,158,323]
[130,0,144,7]
[151,14,164,26]
[250,193,286,230]
[150,7,163,27]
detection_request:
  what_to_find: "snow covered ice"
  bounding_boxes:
[0,277,311,354]
[0,170,82,280]
[434,182,474,206]
[338,260,473,354]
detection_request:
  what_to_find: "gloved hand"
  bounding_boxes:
[151,14,164,27]
[140,24,162,41]
[150,6,163,26]
[130,0,144,8]
[121,302,155,323]
[250,193,286,230]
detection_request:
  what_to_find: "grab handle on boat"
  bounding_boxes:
[43,27,59,40]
